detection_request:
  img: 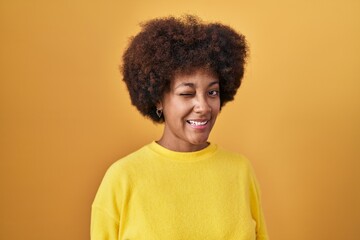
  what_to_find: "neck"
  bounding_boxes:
[156,138,209,152]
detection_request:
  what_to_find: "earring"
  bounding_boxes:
[156,108,163,118]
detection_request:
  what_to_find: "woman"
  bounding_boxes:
[91,15,268,240]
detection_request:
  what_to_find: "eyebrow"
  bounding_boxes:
[175,81,219,89]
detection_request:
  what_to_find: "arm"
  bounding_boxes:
[91,165,123,240]
[248,163,269,240]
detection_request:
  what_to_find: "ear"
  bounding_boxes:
[156,101,163,110]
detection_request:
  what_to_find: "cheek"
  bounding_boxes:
[178,106,193,119]
[164,102,191,120]
[173,101,193,113]
[211,100,221,112]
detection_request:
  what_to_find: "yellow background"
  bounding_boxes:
[1,0,359,239]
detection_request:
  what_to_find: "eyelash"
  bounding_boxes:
[208,90,219,96]
[179,90,219,97]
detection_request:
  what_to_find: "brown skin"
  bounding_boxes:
[157,69,220,152]
[122,15,248,123]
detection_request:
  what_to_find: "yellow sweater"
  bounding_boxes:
[91,142,268,240]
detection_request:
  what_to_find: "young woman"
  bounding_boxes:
[91,15,269,240]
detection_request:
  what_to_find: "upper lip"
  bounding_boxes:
[187,119,209,122]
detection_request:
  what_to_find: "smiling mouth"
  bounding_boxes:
[186,120,208,126]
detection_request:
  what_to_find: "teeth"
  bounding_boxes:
[188,120,207,126]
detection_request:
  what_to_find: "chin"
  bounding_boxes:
[189,138,209,146]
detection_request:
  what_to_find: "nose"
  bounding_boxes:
[194,95,211,114]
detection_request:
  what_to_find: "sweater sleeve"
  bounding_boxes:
[91,206,119,240]
[247,162,269,240]
[91,164,124,240]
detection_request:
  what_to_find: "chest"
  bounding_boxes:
[118,165,256,239]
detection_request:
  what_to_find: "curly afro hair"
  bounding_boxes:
[121,15,248,123]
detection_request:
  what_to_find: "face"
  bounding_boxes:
[157,69,221,152]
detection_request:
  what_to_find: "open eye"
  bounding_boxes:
[208,90,219,97]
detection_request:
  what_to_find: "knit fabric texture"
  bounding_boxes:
[91,142,268,240]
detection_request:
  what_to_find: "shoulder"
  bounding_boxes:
[105,143,153,178]
[93,144,153,199]
[212,145,258,179]
[215,145,252,167]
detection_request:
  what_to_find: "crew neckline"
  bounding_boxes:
[146,141,218,162]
